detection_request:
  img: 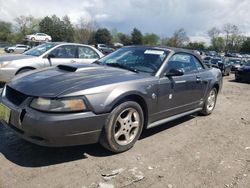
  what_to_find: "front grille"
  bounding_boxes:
[5,86,28,105]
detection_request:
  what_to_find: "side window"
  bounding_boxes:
[192,56,204,70]
[78,46,99,59]
[50,45,76,58]
[166,53,198,74]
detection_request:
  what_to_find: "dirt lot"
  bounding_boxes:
[0,75,249,188]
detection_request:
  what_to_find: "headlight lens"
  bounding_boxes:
[30,97,87,112]
[0,61,12,68]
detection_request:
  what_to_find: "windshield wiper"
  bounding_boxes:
[106,63,138,73]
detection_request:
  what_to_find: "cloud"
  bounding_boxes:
[0,0,250,40]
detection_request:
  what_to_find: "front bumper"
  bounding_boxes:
[0,95,108,147]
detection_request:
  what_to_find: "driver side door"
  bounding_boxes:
[157,53,203,119]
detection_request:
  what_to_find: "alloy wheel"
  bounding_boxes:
[207,89,216,111]
[113,108,141,146]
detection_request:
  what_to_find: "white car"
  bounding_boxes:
[0,42,104,83]
[25,33,52,42]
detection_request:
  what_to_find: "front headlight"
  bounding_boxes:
[0,61,12,68]
[30,97,87,112]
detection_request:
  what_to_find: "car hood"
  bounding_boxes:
[0,54,33,63]
[8,64,148,97]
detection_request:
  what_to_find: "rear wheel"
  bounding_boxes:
[100,101,144,153]
[200,88,217,116]
[45,38,49,42]
[31,37,35,41]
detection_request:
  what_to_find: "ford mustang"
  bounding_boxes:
[0,46,222,153]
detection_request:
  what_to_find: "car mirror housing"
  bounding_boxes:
[164,69,184,77]
[47,53,55,59]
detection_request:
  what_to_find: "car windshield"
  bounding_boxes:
[96,47,169,74]
[24,43,58,57]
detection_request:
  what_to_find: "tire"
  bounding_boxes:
[45,38,49,42]
[9,49,14,53]
[31,37,35,41]
[100,101,144,153]
[16,68,34,75]
[226,70,230,76]
[200,88,217,116]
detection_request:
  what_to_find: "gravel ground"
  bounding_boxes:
[0,75,250,188]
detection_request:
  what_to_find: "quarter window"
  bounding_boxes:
[192,56,204,70]
[78,46,99,59]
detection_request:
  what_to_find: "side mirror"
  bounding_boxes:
[164,68,184,77]
[47,53,55,59]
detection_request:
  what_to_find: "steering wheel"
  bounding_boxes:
[142,63,158,71]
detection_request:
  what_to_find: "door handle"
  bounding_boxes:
[70,60,76,63]
[196,75,201,83]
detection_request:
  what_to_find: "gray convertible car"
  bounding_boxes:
[0,46,222,153]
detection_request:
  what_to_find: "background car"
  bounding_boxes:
[96,44,114,55]
[0,42,103,83]
[227,57,243,71]
[203,56,212,65]
[218,58,231,76]
[0,46,222,153]
[25,33,52,42]
[4,44,30,53]
[235,60,250,82]
[208,57,231,76]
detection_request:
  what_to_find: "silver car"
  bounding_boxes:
[0,42,103,83]
[4,44,30,53]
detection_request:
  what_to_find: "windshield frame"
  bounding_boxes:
[96,47,170,76]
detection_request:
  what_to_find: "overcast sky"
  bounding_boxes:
[1,0,250,43]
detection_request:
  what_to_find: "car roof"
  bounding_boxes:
[45,42,94,47]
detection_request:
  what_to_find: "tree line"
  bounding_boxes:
[0,15,250,53]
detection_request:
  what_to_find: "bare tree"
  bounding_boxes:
[208,27,220,39]
[14,15,40,36]
[163,28,189,47]
[223,23,240,52]
[74,18,99,44]
[207,27,224,52]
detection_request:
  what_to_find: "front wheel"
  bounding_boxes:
[200,88,217,116]
[100,101,144,153]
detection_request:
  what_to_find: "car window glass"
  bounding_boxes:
[193,56,204,70]
[51,45,76,58]
[78,46,99,59]
[166,53,198,74]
